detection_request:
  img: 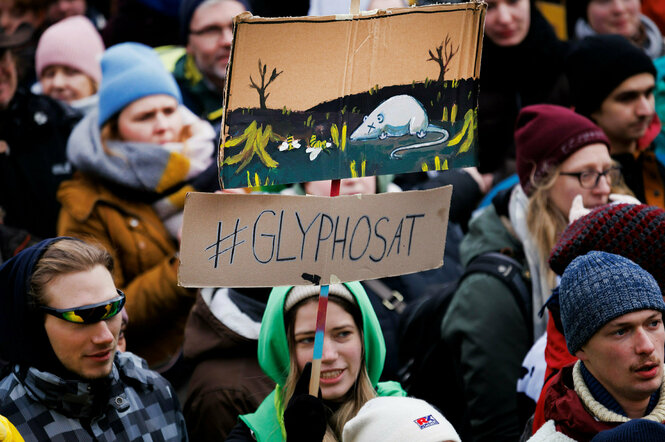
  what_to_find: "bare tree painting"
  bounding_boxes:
[249,59,283,109]
[427,34,459,83]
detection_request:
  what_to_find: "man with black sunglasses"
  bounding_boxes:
[0,237,188,441]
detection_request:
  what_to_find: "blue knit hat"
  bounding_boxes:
[98,42,182,126]
[560,251,665,355]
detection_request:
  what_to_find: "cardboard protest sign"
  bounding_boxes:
[219,3,485,189]
[178,186,451,287]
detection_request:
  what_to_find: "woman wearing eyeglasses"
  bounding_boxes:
[0,237,188,441]
[55,42,217,369]
[439,104,637,441]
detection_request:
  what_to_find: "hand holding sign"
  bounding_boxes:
[284,361,327,442]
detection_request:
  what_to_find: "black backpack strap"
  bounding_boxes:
[462,252,533,338]
[363,279,407,314]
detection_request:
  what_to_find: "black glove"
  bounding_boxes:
[283,362,327,442]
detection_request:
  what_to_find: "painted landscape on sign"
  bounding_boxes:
[220,3,485,189]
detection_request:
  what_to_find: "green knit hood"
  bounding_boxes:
[257,281,386,387]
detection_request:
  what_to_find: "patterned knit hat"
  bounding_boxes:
[98,42,182,126]
[566,35,657,118]
[35,16,104,83]
[549,204,665,292]
[515,104,610,196]
[560,251,665,355]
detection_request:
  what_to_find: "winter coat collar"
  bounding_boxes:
[543,361,665,441]
[579,361,660,417]
[639,114,662,151]
[573,360,665,424]
[15,352,155,420]
[57,172,141,223]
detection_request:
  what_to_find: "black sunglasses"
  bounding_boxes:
[40,289,126,324]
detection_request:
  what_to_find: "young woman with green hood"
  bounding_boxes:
[225,282,405,442]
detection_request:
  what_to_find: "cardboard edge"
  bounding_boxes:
[233,2,484,24]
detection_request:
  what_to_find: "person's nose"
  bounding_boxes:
[218,26,233,47]
[153,112,169,132]
[634,327,656,355]
[91,321,115,346]
[593,172,612,195]
[52,70,66,88]
[321,339,338,363]
[495,4,512,24]
[610,0,628,13]
[635,95,654,118]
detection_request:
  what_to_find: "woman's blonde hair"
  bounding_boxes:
[526,161,633,288]
[282,297,376,441]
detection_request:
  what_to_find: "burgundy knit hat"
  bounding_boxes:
[515,104,610,196]
[549,204,665,291]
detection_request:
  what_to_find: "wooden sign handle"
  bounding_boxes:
[309,179,340,396]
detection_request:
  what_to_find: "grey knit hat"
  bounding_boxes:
[560,251,665,355]
[284,284,355,313]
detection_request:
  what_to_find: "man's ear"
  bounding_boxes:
[575,347,588,362]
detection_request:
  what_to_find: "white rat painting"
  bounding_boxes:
[349,95,449,159]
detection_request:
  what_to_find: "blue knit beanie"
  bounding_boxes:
[560,251,665,355]
[98,42,182,126]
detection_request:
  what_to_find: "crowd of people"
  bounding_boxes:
[1,0,665,440]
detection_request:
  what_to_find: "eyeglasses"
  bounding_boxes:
[560,166,622,189]
[189,24,232,40]
[40,290,126,324]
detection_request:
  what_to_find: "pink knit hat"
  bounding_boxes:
[35,16,104,84]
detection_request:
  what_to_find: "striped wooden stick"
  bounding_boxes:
[309,179,341,396]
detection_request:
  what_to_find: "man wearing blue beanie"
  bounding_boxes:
[530,251,665,441]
